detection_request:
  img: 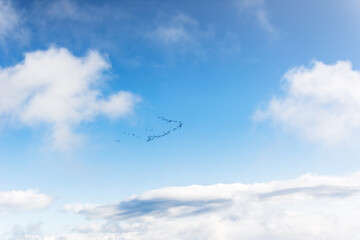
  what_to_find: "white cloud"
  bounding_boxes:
[0,47,141,150]
[63,203,102,215]
[237,0,275,34]
[255,60,360,145]
[0,0,20,40]
[45,172,360,240]
[0,189,53,210]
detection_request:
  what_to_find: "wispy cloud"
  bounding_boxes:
[47,0,87,21]
[0,0,18,37]
[45,0,125,22]
[147,13,213,55]
[0,47,141,150]
[0,189,52,211]
[254,60,360,145]
[0,0,26,42]
[236,0,275,34]
[149,14,198,45]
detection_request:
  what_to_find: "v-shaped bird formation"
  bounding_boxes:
[117,116,183,143]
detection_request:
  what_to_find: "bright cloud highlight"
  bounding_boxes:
[255,60,360,145]
[0,47,141,149]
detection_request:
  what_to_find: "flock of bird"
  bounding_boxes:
[116,116,183,143]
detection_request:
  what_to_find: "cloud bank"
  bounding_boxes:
[0,47,141,149]
[255,60,360,145]
[35,172,360,240]
[0,189,52,211]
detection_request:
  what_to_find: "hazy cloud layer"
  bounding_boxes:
[255,60,360,145]
[0,47,141,149]
[0,189,52,211]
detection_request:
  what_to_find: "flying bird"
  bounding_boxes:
[117,116,183,142]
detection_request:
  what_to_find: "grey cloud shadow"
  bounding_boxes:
[259,185,360,199]
[82,198,231,220]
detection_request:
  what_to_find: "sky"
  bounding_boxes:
[2,0,360,239]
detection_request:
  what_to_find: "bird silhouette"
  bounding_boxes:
[117,116,183,143]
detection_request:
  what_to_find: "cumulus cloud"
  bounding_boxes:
[237,0,275,34]
[0,189,53,210]
[0,0,20,40]
[46,172,360,240]
[0,47,141,149]
[254,60,360,145]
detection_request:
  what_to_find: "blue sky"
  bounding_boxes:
[2,0,360,239]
